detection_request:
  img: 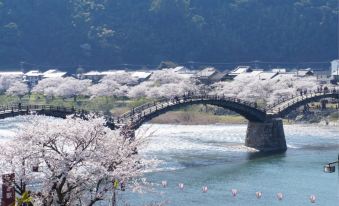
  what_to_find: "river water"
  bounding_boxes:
[124,123,339,206]
[0,118,338,205]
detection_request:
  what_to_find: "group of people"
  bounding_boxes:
[171,91,195,103]
[316,86,330,94]
[298,85,338,96]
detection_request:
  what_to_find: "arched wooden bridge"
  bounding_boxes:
[0,89,337,152]
[116,95,267,130]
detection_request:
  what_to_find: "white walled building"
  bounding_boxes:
[82,71,105,82]
[331,59,339,81]
[23,70,43,86]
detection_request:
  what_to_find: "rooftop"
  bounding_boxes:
[230,66,252,75]
[25,70,43,76]
[43,69,67,78]
[83,71,104,76]
[131,71,152,79]
[101,70,126,76]
[258,72,278,80]
[196,67,217,77]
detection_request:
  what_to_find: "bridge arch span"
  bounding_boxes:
[268,92,339,118]
[117,95,266,130]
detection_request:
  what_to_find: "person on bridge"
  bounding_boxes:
[299,90,303,96]
[174,95,179,102]
[323,86,329,94]
[18,102,22,110]
[183,93,187,101]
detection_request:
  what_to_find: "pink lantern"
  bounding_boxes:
[178,183,184,190]
[202,186,208,193]
[256,191,262,199]
[231,189,238,197]
[309,195,316,203]
[277,192,283,201]
[161,180,167,188]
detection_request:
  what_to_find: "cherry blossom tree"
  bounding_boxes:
[127,82,152,99]
[88,76,130,98]
[32,77,64,98]
[55,77,92,101]
[0,116,156,206]
[128,70,199,99]
[210,74,320,105]
[104,71,138,85]
[0,76,19,94]
[149,70,184,85]
[6,80,29,99]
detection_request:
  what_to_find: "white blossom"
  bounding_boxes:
[55,77,92,100]
[88,76,130,98]
[0,76,18,94]
[0,115,157,206]
[6,81,29,98]
[32,77,64,97]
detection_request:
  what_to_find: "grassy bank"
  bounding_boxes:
[150,111,248,125]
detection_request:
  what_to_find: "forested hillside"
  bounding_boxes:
[0,0,337,70]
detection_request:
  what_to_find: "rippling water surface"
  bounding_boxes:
[128,123,339,206]
[0,117,338,205]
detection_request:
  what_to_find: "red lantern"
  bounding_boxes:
[256,191,262,199]
[178,183,184,190]
[202,186,208,193]
[161,180,167,188]
[277,192,283,201]
[309,195,316,203]
[231,189,238,197]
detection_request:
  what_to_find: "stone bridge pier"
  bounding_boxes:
[245,118,287,152]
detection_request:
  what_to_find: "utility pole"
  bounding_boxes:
[253,60,259,70]
[20,61,25,72]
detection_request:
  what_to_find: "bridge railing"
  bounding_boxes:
[117,94,265,125]
[267,88,339,113]
[0,104,85,115]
